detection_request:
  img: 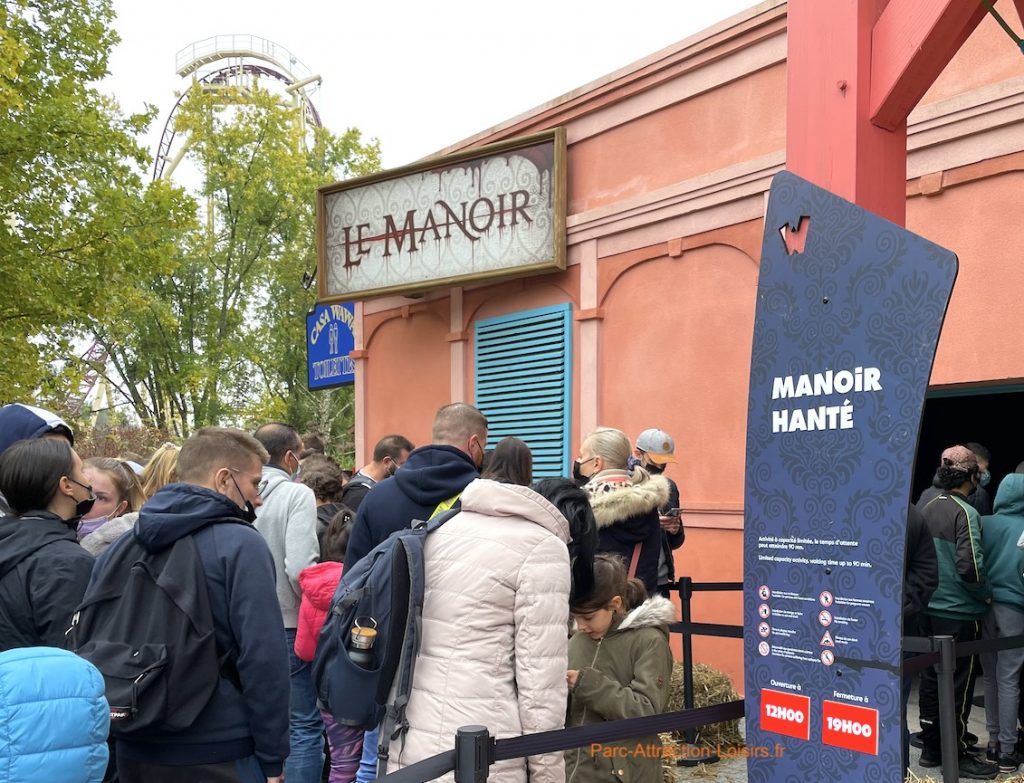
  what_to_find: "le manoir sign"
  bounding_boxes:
[316,128,566,302]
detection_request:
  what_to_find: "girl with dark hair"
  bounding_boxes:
[78,457,146,556]
[565,554,675,783]
[0,438,96,651]
[481,437,533,486]
[295,507,362,783]
[389,441,572,783]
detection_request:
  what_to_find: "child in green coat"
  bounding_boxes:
[565,554,675,783]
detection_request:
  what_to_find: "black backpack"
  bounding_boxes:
[69,529,230,736]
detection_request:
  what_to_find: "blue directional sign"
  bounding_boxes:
[744,172,958,782]
[307,303,355,390]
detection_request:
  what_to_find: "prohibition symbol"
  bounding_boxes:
[758,641,771,656]
[758,604,771,619]
[821,650,835,666]
[758,622,771,637]
[818,610,833,626]
[819,590,834,607]
[759,585,771,600]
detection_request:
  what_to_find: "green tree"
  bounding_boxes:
[99,84,379,436]
[0,0,196,403]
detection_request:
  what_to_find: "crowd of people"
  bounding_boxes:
[904,441,1024,780]
[0,402,685,783]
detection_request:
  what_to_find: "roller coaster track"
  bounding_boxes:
[152,35,323,180]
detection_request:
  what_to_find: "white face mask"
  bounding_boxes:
[287,451,302,482]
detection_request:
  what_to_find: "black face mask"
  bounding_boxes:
[230,475,258,524]
[572,460,590,488]
[644,461,665,475]
[67,477,96,521]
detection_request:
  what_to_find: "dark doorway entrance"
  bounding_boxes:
[912,387,1024,504]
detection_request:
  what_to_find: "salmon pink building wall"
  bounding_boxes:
[350,0,1024,692]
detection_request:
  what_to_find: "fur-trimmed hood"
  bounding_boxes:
[616,595,676,633]
[586,471,670,529]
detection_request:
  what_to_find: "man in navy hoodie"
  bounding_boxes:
[95,427,290,783]
[343,403,488,570]
[343,403,486,783]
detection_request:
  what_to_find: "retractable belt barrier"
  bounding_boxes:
[372,569,1024,781]
[900,633,1024,678]
[375,700,745,783]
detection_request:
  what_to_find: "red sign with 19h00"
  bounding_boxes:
[760,689,810,741]
[821,700,879,755]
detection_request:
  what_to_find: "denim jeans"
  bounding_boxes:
[285,627,326,783]
[355,726,380,783]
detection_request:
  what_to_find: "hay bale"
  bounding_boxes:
[663,661,743,748]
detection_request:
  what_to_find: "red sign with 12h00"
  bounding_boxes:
[760,689,810,741]
[821,700,879,755]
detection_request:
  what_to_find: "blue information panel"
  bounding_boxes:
[307,303,356,390]
[744,172,957,781]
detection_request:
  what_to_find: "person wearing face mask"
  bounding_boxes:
[916,441,994,517]
[914,445,997,778]
[90,426,289,783]
[574,428,668,596]
[965,442,995,517]
[344,403,487,783]
[78,457,146,557]
[634,428,684,594]
[251,422,324,783]
[0,437,95,652]
[338,434,415,512]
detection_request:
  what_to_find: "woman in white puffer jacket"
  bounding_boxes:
[389,438,575,783]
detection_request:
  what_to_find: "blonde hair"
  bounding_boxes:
[83,457,146,514]
[141,442,180,498]
[582,427,631,470]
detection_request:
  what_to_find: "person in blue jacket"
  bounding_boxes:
[0,646,109,783]
[92,427,290,783]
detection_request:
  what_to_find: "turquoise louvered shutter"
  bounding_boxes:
[474,304,572,478]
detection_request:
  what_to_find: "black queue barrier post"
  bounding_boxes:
[679,577,696,744]
[454,725,494,783]
[668,577,743,766]
[933,635,960,783]
[675,577,717,767]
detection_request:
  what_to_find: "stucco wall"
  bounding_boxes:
[352,0,1024,691]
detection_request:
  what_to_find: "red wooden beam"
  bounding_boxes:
[1014,0,1024,38]
[787,0,908,224]
[870,0,988,131]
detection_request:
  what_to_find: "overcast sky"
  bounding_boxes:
[103,0,756,171]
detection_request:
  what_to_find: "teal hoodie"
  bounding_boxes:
[981,474,1024,610]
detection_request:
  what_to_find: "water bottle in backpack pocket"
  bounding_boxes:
[312,510,457,763]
